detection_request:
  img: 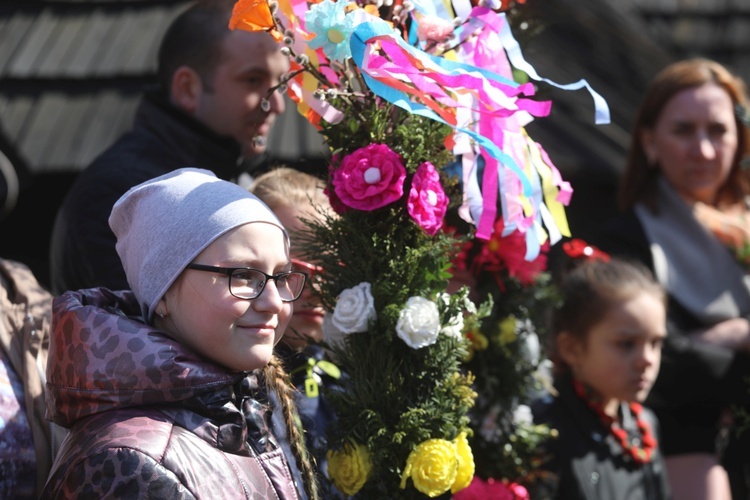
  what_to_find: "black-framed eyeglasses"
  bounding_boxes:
[186,264,307,302]
[291,258,324,277]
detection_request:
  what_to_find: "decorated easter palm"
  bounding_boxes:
[230,0,607,497]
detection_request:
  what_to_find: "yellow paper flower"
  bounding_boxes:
[471,330,489,350]
[400,438,457,497]
[327,442,372,496]
[497,315,517,345]
[451,431,475,493]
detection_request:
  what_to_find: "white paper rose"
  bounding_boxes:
[513,404,534,426]
[520,330,540,365]
[396,296,440,349]
[323,313,346,349]
[440,314,464,339]
[332,282,376,334]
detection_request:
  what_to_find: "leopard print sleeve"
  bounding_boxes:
[41,448,197,499]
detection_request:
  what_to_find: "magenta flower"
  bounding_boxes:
[407,162,448,235]
[332,144,406,211]
[453,476,529,500]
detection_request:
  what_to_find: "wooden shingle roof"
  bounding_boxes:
[0,1,326,179]
[0,2,188,175]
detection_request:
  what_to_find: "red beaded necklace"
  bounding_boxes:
[572,379,657,464]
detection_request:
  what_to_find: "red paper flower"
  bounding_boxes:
[561,238,610,262]
[471,218,548,285]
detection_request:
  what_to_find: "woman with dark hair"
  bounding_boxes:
[596,58,750,500]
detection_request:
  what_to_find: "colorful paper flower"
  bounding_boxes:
[324,159,350,214]
[327,442,372,496]
[465,330,489,361]
[228,0,282,41]
[561,238,610,262]
[407,161,449,235]
[332,143,406,211]
[396,296,441,349]
[400,438,458,497]
[453,476,530,500]
[513,404,534,426]
[322,314,346,348]
[471,218,549,286]
[452,431,475,494]
[497,315,517,345]
[331,282,376,333]
[305,0,356,62]
[520,329,540,364]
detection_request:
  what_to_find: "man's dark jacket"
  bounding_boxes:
[49,89,249,295]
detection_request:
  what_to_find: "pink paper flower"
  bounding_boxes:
[453,476,529,500]
[324,159,350,214]
[407,162,448,235]
[332,144,406,211]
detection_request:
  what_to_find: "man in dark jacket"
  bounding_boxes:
[49,0,289,294]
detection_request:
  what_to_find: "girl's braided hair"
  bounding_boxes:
[263,356,321,500]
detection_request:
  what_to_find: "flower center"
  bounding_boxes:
[327,28,345,44]
[426,190,438,206]
[363,167,381,184]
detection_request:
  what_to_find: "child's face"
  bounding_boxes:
[563,290,667,415]
[157,222,293,372]
[273,203,326,350]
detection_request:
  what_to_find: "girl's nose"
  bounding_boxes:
[639,343,659,369]
[253,279,285,313]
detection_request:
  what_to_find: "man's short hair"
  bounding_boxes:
[157,0,236,92]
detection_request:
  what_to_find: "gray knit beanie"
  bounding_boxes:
[109,167,287,322]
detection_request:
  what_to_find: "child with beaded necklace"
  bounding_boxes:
[531,240,671,499]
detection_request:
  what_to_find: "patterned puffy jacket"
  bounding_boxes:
[41,288,302,499]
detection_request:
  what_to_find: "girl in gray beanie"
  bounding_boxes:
[43,168,320,500]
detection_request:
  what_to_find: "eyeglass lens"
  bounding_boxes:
[230,269,305,301]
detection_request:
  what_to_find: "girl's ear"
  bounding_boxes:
[154,298,169,320]
[556,331,583,369]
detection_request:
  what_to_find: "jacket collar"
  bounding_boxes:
[135,88,246,181]
[46,288,242,428]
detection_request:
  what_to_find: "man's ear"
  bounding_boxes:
[556,331,582,368]
[170,66,202,113]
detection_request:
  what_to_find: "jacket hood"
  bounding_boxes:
[46,287,242,428]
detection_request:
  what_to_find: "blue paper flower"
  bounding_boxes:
[305,0,355,63]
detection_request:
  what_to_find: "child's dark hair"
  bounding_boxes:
[550,251,666,378]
